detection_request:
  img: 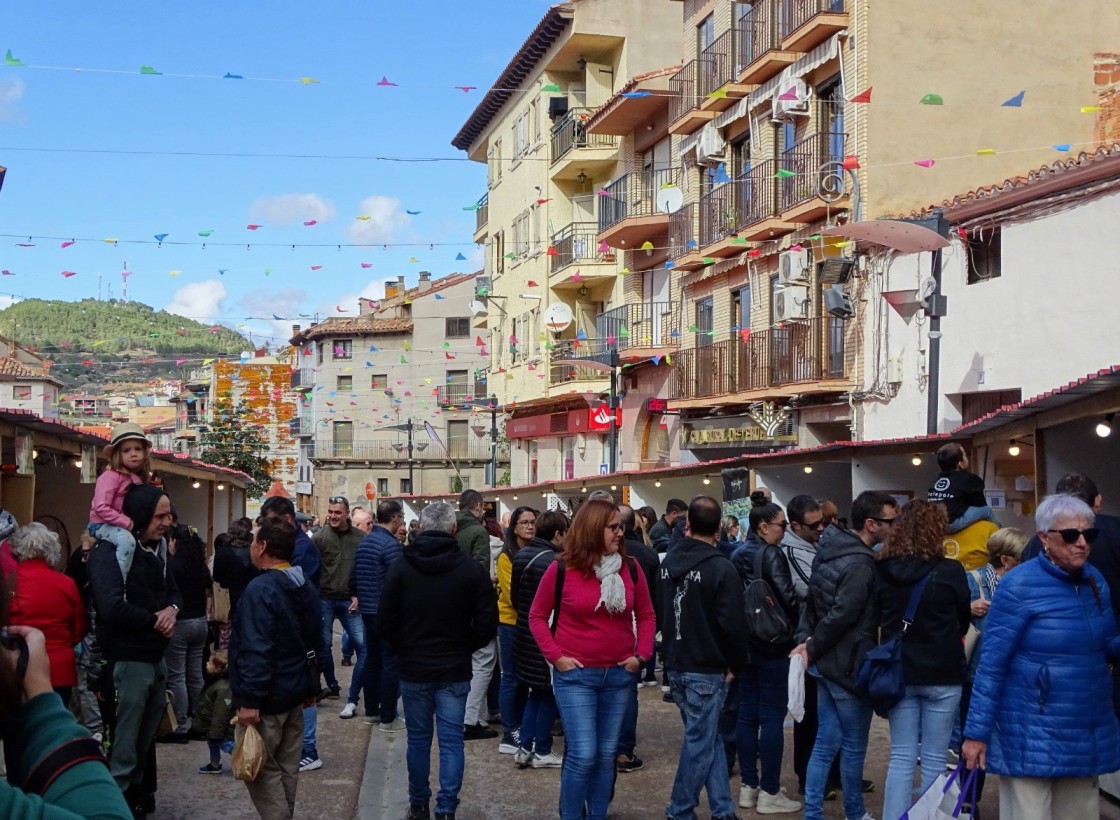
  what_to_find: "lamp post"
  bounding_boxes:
[554,346,622,474]
[406,417,414,493]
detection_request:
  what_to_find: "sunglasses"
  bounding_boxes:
[766,520,789,530]
[1047,527,1099,545]
[871,517,897,526]
[328,496,349,505]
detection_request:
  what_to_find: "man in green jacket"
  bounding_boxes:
[455,489,499,739]
[312,496,367,717]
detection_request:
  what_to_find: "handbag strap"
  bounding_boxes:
[901,573,932,636]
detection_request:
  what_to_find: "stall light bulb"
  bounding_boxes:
[703,476,711,485]
[911,455,923,466]
[192,480,201,489]
[804,464,813,474]
[1008,444,1020,457]
[1097,421,1113,438]
[654,480,661,488]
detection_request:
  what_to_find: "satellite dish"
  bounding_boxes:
[468,300,488,316]
[544,302,574,333]
[656,185,684,215]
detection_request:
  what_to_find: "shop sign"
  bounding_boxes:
[680,402,796,450]
[589,404,623,432]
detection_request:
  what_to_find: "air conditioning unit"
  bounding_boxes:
[778,249,810,285]
[775,286,809,321]
[475,276,492,297]
[772,79,811,121]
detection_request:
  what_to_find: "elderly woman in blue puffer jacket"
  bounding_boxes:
[963,494,1120,819]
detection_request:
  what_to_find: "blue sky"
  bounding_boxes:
[0,1,552,347]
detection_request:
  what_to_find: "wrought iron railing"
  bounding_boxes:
[549,340,612,385]
[782,0,846,39]
[550,109,617,163]
[669,202,698,260]
[475,194,488,233]
[289,368,313,390]
[698,29,735,98]
[735,0,780,71]
[671,317,848,399]
[551,222,609,273]
[699,181,742,248]
[778,132,847,211]
[314,439,497,461]
[598,168,683,233]
[669,60,699,124]
[288,417,313,437]
[436,381,490,407]
[598,302,674,350]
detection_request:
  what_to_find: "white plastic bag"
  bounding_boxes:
[787,653,805,722]
[901,763,977,820]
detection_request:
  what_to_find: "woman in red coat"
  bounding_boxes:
[8,522,88,706]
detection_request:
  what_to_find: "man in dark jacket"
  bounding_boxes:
[88,483,180,813]
[353,499,406,730]
[455,489,498,737]
[793,490,897,820]
[658,495,749,820]
[615,505,660,773]
[649,498,687,553]
[260,496,324,772]
[379,502,498,820]
[230,517,321,820]
[311,495,366,719]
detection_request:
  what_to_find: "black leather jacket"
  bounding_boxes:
[731,533,801,655]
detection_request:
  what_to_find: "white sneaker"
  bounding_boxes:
[339,702,357,719]
[756,788,802,814]
[513,747,533,768]
[531,752,563,768]
[299,755,322,772]
[378,717,406,733]
[739,785,759,809]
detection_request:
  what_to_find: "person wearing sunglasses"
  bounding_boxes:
[730,497,801,814]
[963,494,1120,820]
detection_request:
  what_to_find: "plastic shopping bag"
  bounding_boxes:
[787,653,806,722]
[901,762,977,820]
[232,723,265,782]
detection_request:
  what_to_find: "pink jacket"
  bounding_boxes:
[529,559,655,669]
[90,469,143,529]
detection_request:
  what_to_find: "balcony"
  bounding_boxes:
[668,202,704,269]
[778,130,850,223]
[288,417,313,438]
[474,194,488,240]
[597,167,682,249]
[698,161,798,252]
[670,317,851,402]
[436,381,490,408]
[781,0,847,54]
[550,222,616,288]
[550,109,619,181]
[313,438,498,462]
[290,368,313,391]
[549,340,613,387]
[597,302,674,354]
[669,61,716,136]
[735,0,799,86]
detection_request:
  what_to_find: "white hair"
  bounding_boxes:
[9,522,62,565]
[420,502,456,534]
[1036,494,1095,533]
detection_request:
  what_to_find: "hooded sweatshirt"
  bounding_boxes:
[876,555,971,686]
[229,564,322,715]
[657,536,749,675]
[781,529,817,603]
[795,526,879,693]
[379,529,498,682]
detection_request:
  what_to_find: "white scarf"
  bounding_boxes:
[595,553,626,614]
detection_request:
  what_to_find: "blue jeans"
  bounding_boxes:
[804,677,873,820]
[666,670,737,820]
[519,687,557,755]
[399,679,470,815]
[165,615,208,730]
[617,682,638,758]
[497,624,526,735]
[341,631,353,660]
[320,598,366,704]
[362,614,400,722]
[302,704,317,758]
[882,684,962,820]
[737,655,790,794]
[552,665,636,820]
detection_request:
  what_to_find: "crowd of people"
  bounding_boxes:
[3,426,1120,820]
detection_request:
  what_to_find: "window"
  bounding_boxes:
[337,375,352,392]
[332,421,353,457]
[377,478,389,495]
[445,317,470,338]
[961,388,1021,425]
[512,211,530,259]
[493,230,506,275]
[510,316,520,364]
[967,230,1002,283]
[818,78,846,164]
[448,420,469,458]
[531,205,542,255]
[732,286,751,332]
[12,384,31,401]
[732,136,751,180]
[492,137,503,184]
[697,13,715,53]
[332,339,352,360]
[400,477,412,494]
[317,342,324,364]
[695,296,714,347]
[531,97,542,145]
[513,111,530,159]
[446,370,468,403]
[769,274,781,322]
[528,440,539,484]
[371,373,388,390]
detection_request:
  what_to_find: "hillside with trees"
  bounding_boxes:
[0,298,254,388]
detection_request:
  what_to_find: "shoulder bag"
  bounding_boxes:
[855,573,931,716]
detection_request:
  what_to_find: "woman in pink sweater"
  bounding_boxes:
[529,499,655,820]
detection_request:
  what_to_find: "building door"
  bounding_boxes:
[333,421,353,458]
[447,420,469,460]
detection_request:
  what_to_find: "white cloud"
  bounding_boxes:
[165,280,228,320]
[346,196,412,244]
[249,193,337,227]
[239,287,308,341]
[0,78,25,123]
[0,294,21,310]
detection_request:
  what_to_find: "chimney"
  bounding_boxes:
[292,324,301,338]
[397,274,406,289]
[385,279,398,299]
[418,271,432,293]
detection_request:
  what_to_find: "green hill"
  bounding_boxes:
[0,298,254,388]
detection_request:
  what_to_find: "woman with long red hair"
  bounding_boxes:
[529,499,656,820]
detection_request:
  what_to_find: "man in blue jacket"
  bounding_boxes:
[230,517,321,820]
[259,496,324,772]
[353,499,406,730]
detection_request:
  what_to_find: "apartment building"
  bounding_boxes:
[289,271,510,515]
[452,0,681,486]
[663,0,1120,464]
[0,336,63,419]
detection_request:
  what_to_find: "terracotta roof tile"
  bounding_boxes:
[0,357,62,385]
[296,317,413,343]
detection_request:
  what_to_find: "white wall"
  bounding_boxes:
[859,189,1120,440]
[851,454,936,504]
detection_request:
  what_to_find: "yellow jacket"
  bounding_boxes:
[496,551,516,625]
[944,520,999,571]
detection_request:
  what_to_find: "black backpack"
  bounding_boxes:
[743,544,794,646]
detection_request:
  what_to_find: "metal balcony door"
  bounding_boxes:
[333,421,353,458]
